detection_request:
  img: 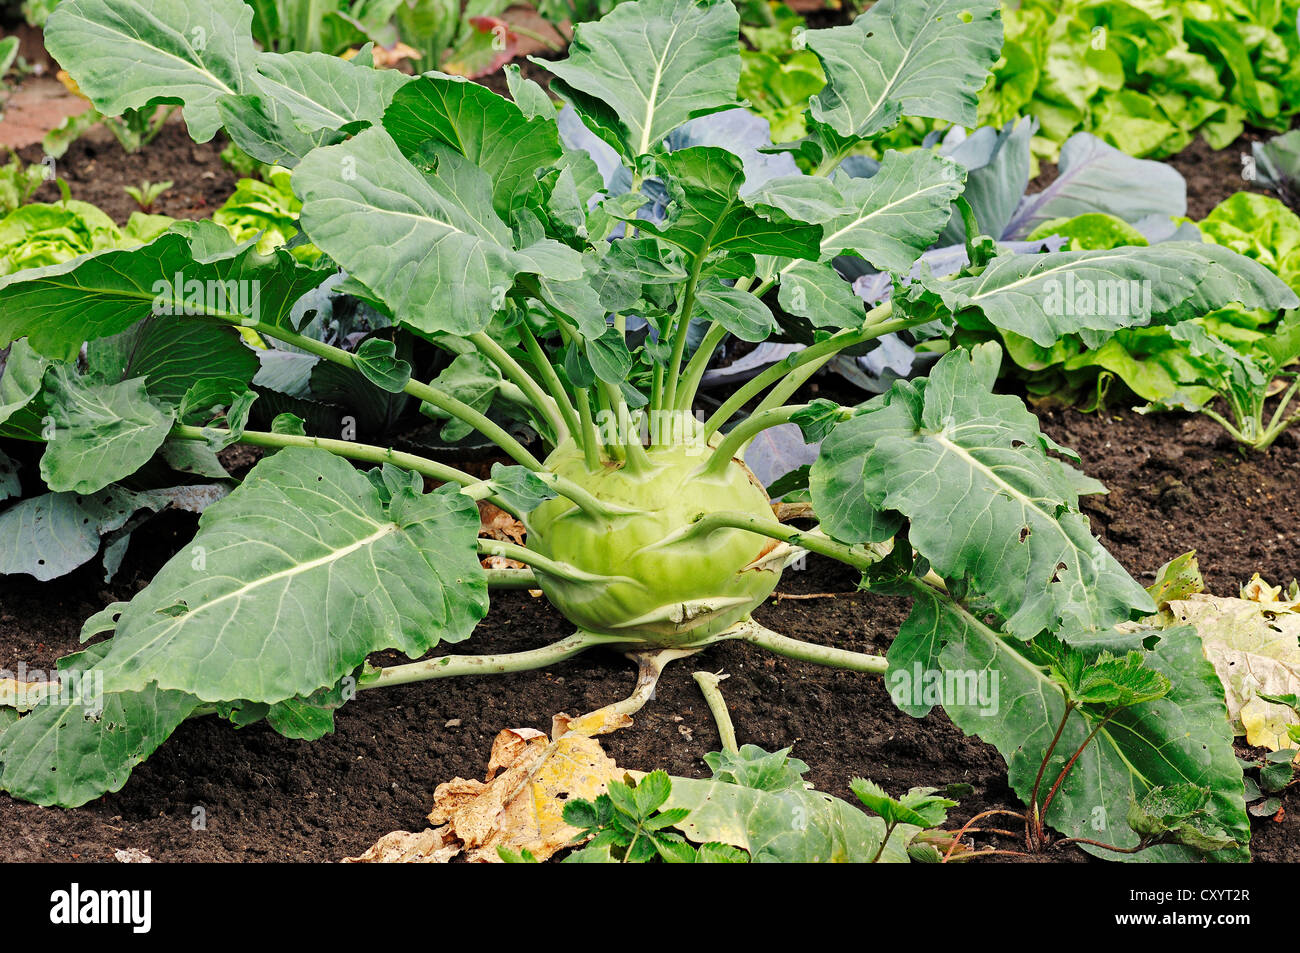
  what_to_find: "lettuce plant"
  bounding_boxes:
[0,0,1295,861]
[979,0,1300,160]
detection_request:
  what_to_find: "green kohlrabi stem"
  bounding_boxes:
[667,510,884,571]
[574,386,603,470]
[692,670,739,754]
[171,422,481,489]
[360,631,627,689]
[476,538,638,585]
[1197,405,1247,440]
[700,404,811,478]
[1258,376,1300,450]
[728,620,888,674]
[485,567,538,588]
[246,320,545,472]
[469,331,568,446]
[750,352,836,418]
[660,260,705,422]
[701,301,909,440]
[518,322,582,440]
[674,320,728,413]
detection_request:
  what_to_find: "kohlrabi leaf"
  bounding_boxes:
[894,589,1249,861]
[812,344,1153,638]
[0,642,199,808]
[805,0,1002,142]
[294,128,578,335]
[0,232,333,361]
[815,150,965,272]
[40,366,175,495]
[351,338,413,394]
[93,449,488,703]
[929,242,1300,349]
[485,463,558,514]
[246,50,409,138]
[217,50,410,166]
[384,75,564,219]
[776,261,867,330]
[265,695,336,740]
[45,0,256,142]
[427,352,503,441]
[768,150,963,327]
[540,0,742,162]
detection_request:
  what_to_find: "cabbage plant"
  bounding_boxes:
[1,0,1296,860]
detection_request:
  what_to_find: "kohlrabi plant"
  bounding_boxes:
[1,0,1295,861]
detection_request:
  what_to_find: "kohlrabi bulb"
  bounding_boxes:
[527,439,784,646]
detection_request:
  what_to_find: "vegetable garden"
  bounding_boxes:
[0,0,1298,864]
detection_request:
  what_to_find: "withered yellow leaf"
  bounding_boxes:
[1170,594,1300,750]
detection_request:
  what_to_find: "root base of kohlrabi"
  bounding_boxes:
[526,440,786,646]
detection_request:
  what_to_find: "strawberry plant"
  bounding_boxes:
[0,0,1295,861]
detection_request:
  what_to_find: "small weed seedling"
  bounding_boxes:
[123,180,173,214]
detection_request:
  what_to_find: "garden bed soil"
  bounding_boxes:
[0,408,1296,863]
[14,121,238,225]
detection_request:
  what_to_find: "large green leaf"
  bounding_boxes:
[541,0,741,161]
[812,344,1152,638]
[219,50,410,166]
[94,448,488,703]
[931,242,1300,348]
[0,642,199,808]
[45,0,256,141]
[294,129,579,335]
[40,366,175,495]
[384,75,563,219]
[806,0,1002,141]
[888,584,1248,861]
[769,150,963,327]
[818,151,964,271]
[0,231,333,361]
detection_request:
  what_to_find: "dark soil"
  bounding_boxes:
[1165,129,1284,220]
[16,122,237,226]
[1,407,1296,863]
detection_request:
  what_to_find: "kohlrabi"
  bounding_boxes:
[0,0,1295,861]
